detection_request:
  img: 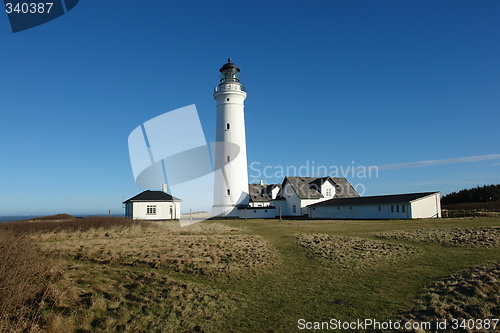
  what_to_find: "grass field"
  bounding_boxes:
[1,216,499,332]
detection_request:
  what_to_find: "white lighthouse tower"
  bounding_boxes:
[212,59,249,218]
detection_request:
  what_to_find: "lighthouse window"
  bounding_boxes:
[227,189,230,195]
[226,98,230,101]
[227,155,230,162]
[226,123,230,130]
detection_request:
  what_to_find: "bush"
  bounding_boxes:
[442,200,500,212]
[29,214,74,221]
[442,184,500,205]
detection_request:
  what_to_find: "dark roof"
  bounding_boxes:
[123,190,181,203]
[248,183,281,202]
[219,58,240,73]
[330,178,360,198]
[282,177,359,199]
[308,192,440,208]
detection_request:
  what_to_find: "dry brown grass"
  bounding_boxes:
[1,216,145,234]
[399,262,500,332]
[4,216,498,332]
[35,262,241,332]
[37,221,277,277]
[294,233,419,270]
[1,217,260,332]
[0,231,55,332]
[374,226,500,248]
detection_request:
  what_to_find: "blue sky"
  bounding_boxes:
[1,1,499,216]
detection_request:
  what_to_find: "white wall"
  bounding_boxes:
[238,207,278,219]
[213,83,249,218]
[280,182,302,215]
[310,203,410,219]
[310,194,441,220]
[410,193,441,218]
[271,186,280,199]
[280,181,332,216]
[321,181,336,200]
[132,201,180,220]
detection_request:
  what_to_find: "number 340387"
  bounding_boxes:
[5,3,53,14]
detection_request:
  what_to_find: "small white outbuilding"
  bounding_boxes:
[123,190,181,220]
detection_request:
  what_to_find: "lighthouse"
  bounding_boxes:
[212,59,249,218]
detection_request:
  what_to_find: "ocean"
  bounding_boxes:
[0,214,124,223]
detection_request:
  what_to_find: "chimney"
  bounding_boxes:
[162,184,168,193]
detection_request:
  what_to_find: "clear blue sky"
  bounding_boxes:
[1,1,499,216]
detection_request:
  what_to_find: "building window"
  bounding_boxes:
[227,155,230,163]
[326,188,332,197]
[227,189,230,196]
[146,205,156,215]
[226,98,230,101]
[292,205,297,213]
[396,205,399,213]
[391,205,394,213]
[402,205,405,213]
[265,210,268,213]
[226,123,230,130]
[378,206,381,211]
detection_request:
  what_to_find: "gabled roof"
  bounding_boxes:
[282,177,359,200]
[330,178,360,198]
[308,192,440,207]
[123,190,182,203]
[248,183,281,202]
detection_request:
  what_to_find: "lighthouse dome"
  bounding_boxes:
[219,58,240,73]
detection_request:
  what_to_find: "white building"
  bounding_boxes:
[212,59,250,218]
[124,190,181,220]
[248,181,281,208]
[238,177,360,219]
[279,177,359,216]
[308,191,442,219]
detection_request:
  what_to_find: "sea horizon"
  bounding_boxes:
[0,214,125,223]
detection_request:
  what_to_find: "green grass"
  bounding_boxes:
[213,218,500,332]
[2,216,500,332]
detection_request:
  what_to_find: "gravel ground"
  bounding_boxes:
[294,234,419,270]
[374,227,500,248]
[398,262,500,333]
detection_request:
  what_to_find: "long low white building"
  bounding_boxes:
[308,192,441,219]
